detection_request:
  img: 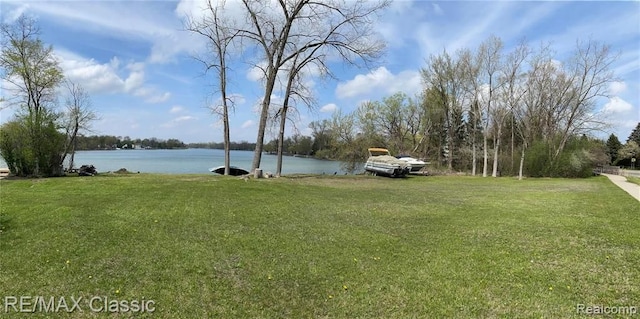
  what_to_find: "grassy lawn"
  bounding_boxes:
[1,174,639,318]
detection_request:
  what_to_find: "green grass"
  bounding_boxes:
[626,176,640,186]
[1,174,639,318]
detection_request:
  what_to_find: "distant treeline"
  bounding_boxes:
[187,141,257,151]
[75,135,187,150]
[74,136,306,153]
[188,138,314,155]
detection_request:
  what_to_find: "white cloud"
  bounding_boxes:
[601,96,638,139]
[3,1,202,64]
[59,52,127,94]
[160,115,197,128]
[175,0,247,27]
[144,92,172,104]
[228,93,247,106]
[124,71,145,93]
[335,67,422,99]
[175,115,196,122]
[603,96,633,114]
[319,103,337,113]
[389,0,413,14]
[241,120,255,129]
[170,106,185,113]
[55,49,171,103]
[246,62,268,82]
[149,31,204,64]
[609,81,627,95]
[3,3,30,23]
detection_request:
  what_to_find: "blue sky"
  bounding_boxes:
[0,0,638,143]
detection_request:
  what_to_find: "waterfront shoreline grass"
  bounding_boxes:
[1,175,638,318]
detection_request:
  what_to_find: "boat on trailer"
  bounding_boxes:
[209,166,249,176]
[396,155,427,172]
[364,148,411,177]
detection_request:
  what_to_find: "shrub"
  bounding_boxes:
[524,136,605,178]
[0,116,66,177]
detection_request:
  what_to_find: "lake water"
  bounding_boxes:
[0,149,351,175]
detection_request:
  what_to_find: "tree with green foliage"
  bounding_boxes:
[525,135,607,178]
[356,92,417,155]
[627,122,640,145]
[617,141,639,167]
[328,110,363,173]
[422,50,466,172]
[605,134,622,164]
[309,119,334,158]
[0,15,65,176]
[287,134,313,156]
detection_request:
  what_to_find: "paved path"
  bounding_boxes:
[602,174,640,202]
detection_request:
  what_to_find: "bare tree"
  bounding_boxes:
[274,51,324,176]
[406,95,424,154]
[552,39,616,159]
[513,40,616,179]
[476,35,504,177]
[185,0,239,175]
[422,50,465,171]
[239,0,389,172]
[62,81,98,171]
[492,41,529,177]
[458,48,482,175]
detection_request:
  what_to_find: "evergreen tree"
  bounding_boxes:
[627,122,640,145]
[606,134,622,164]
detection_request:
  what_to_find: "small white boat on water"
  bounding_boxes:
[396,155,427,172]
[364,148,411,177]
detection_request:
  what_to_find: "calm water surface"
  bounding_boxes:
[0,149,351,175]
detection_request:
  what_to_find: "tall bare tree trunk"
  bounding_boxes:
[511,117,515,173]
[252,74,276,172]
[68,147,75,171]
[222,79,230,176]
[67,123,79,171]
[184,1,235,175]
[472,143,477,176]
[276,107,287,177]
[492,127,501,177]
[518,146,525,180]
[482,135,489,177]
[471,112,478,176]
